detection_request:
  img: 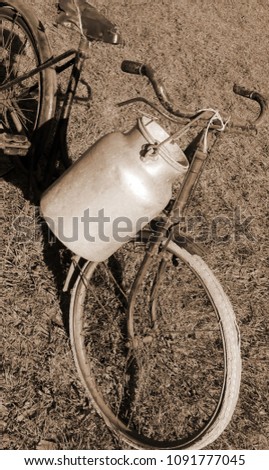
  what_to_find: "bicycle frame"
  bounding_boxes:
[0,49,76,92]
[27,41,266,293]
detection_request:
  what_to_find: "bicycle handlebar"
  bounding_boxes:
[121,60,194,119]
[121,60,268,128]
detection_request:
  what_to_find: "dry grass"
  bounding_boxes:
[2,0,269,449]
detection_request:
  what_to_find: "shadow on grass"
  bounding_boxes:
[2,161,74,337]
[40,224,73,335]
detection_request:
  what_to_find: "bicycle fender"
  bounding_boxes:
[172,232,207,257]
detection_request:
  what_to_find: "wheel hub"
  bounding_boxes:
[126,335,154,350]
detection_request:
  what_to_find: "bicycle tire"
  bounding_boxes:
[69,233,241,449]
[0,1,56,152]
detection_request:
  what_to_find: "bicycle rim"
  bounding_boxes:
[70,235,241,449]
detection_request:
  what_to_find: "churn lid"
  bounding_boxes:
[138,116,189,171]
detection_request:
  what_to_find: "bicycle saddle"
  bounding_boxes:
[57,0,122,44]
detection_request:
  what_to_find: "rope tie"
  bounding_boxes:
[199,108,230,153]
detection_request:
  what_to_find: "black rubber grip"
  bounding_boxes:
[121,60,145,75]
[233,84,252,98]
[233,84,267,109]
[233,84,268,126]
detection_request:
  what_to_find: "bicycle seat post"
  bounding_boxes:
[61,36,90,122]
[42,36,90,186]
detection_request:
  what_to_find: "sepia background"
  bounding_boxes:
[2,0,269,449]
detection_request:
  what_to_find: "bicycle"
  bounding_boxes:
[1,0,267,450]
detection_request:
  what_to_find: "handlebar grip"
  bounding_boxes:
[121,61,196,119]
[121,60,145,75]
[233,84,267,126]
[233,84,254,99]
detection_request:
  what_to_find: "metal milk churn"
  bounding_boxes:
[40,116,189,261]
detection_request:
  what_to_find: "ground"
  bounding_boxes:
[2,0,269,450]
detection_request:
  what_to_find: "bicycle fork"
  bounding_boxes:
[126,129,218,348]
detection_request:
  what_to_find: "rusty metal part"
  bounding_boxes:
[57,0,123,44]
[121,60,268,128]
[0,132,30,155]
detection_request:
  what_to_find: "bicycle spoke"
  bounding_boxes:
[85,276,111,316]
[15,83,39,100]
[0,13,42,136]
[10,100,35,129]
[15,35,27,61]
[4,14,17,51]
[106,264,128,302]
[9,107,23,133]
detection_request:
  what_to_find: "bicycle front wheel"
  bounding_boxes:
[70,234,241,449]
[0,1,56,152]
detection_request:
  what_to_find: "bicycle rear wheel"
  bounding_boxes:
[0,1,56,155]
[69,234,241,449]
